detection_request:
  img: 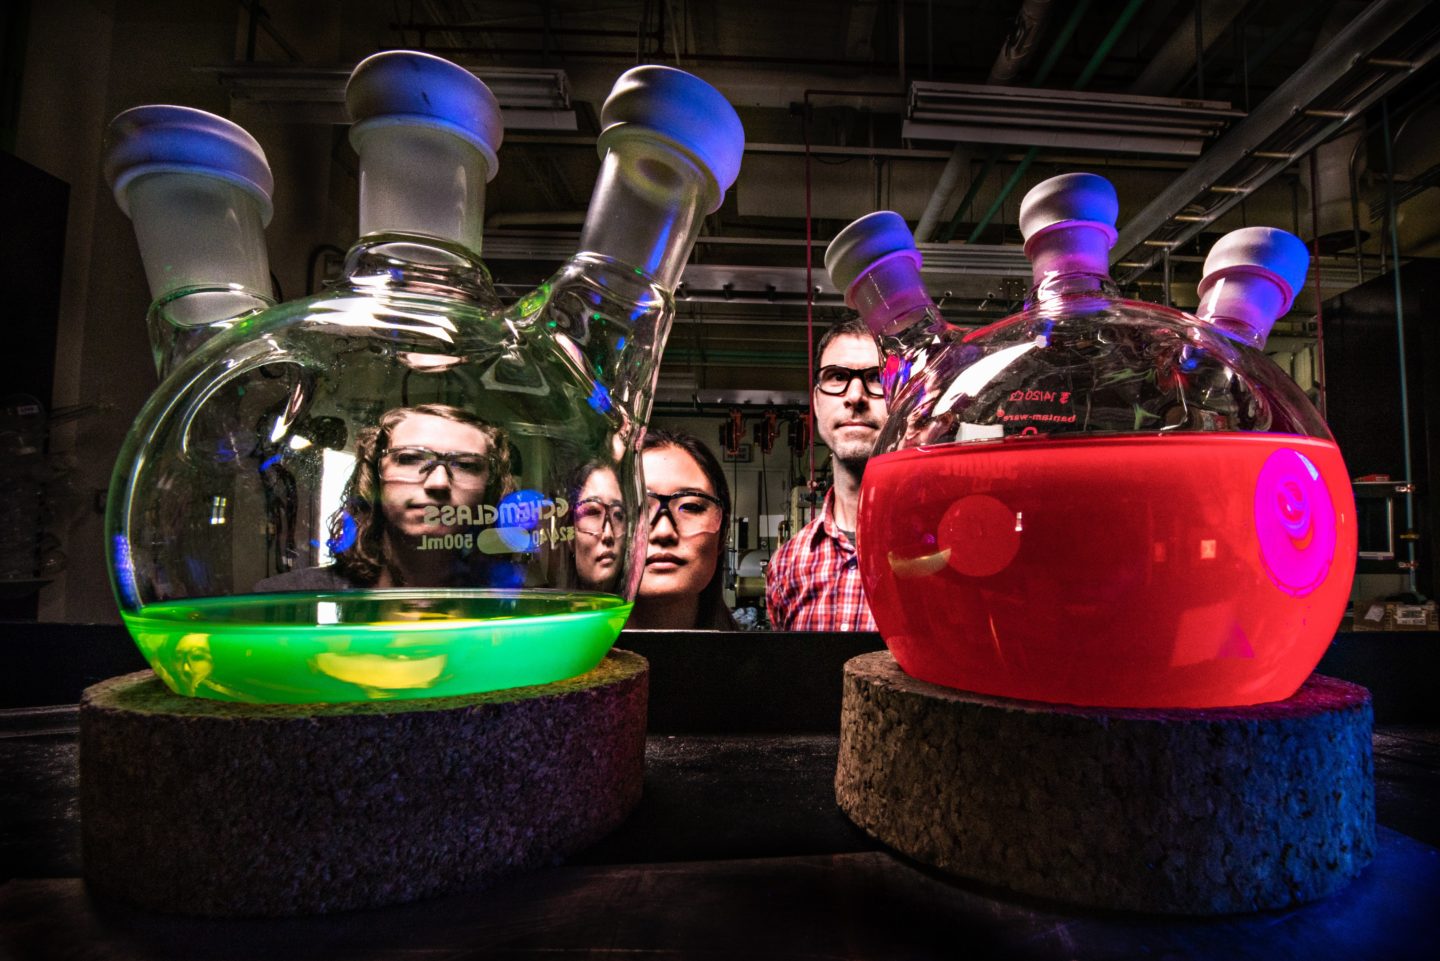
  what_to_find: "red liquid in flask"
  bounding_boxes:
[858,432,1356,708]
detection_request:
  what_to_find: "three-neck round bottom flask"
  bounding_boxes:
[105,52,744,703]
[828,174,1354,709]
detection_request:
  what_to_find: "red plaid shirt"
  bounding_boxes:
[766,488,877,632]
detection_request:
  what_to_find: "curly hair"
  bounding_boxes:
[330,404,514,586]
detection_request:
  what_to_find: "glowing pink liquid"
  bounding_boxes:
[859,433,1356,708]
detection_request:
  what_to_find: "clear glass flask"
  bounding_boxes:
[106,52,743,703]
[829,174,1355,709]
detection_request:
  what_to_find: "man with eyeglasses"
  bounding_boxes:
[766,318,886,631]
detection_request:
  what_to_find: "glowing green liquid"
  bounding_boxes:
[121,590,632,704]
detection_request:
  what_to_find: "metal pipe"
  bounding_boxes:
[1113,0,1438,282]
[967,149,1036,243]
[916,0,1058,243]
[803,94,816,492]
[915,149,970,243]
[936,150,999,243]
[965,0,1147,244]
[1309,148,1328,421]
[931,0,1092,244]
[1381,98,1419,594]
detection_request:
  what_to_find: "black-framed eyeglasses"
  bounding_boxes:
[575,498,626,535]
[380,446,490,487]
[646,490,724,536]
[815,364,884,398]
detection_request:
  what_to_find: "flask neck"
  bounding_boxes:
[146,285,274,378]
[1024,222,1120,306]
[844,251,964,405]
[340,234,501,308]
[1024,270,1121,307]
[577,141,708,291]
[355,124,490,257]
[1195,269,1286,348]
[847,251,942,336]
[126,172,273,308]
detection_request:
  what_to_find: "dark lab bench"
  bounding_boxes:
[2,623,1438,960]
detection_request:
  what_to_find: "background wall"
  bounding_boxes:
[8,0,1438,622]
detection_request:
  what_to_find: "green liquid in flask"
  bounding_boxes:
[121,590,632,704]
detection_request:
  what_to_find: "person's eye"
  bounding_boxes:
[676,498,712,515]
[393,451,426,467]
[576,503,603,519]
[450,457,486,475]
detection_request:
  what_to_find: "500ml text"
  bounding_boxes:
[419,526,578,551]
[422,532,475,550]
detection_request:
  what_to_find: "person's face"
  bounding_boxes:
[574,467,624,590]
[814,334,887,469]
[638,446,722,601]
[378,413,493,539]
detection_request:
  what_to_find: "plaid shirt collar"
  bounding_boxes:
[811,487,856,554]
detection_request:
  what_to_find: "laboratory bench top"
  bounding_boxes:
[1,623,1438,960]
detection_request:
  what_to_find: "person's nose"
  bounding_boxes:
[843,376,871,410]
[422,463,455,496]
[649,508,679,545]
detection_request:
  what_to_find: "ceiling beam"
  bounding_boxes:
[1113,0,1440,284]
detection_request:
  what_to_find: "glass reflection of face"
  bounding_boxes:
[379,413,493,539]
[173,633,214,695]
[638,446,722,601]
[574,466,624,591]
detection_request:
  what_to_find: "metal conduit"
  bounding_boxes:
[914,0,1058,242]
[1381,99,1419,594]
[963,0,1148,245]
[932,0,1093,244]
[1113,0,1439,284]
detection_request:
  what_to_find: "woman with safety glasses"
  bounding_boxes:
[569,462,626,592]
[626,429,739,630]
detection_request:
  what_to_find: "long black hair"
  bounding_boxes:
[639,428,739,630]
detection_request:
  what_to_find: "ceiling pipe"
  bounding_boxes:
[913,0,1060,244]
[1113,0,1439,283]
[1128,0,1245,96]
[964,0,1148,244]
[1301,3,1373,247]
[930,0,1094,244]
[1381,98,1419,594]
